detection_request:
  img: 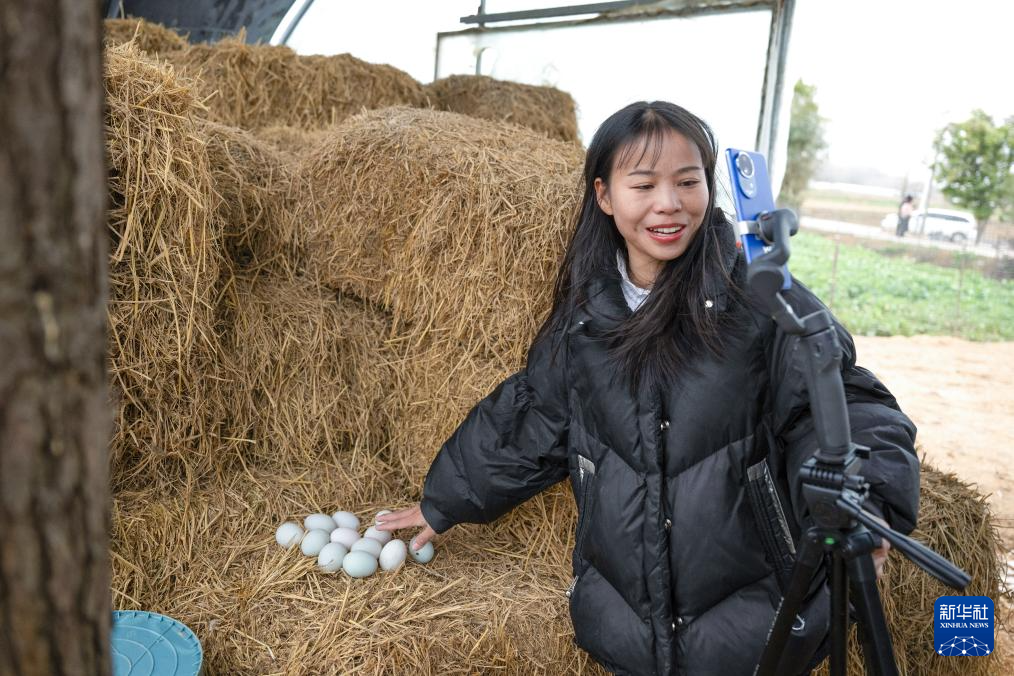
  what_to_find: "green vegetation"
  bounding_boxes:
[788,232,1014,341]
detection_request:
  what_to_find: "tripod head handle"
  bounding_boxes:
[746,208,804,334]
[837,495,971,590]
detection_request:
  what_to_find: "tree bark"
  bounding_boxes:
[0,0,110,674]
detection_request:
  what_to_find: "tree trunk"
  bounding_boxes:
[976,219,987,246]
[0,1,110,675]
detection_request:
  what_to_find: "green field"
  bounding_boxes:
[788,231,1014,341]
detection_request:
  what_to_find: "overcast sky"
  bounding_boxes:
[287,0,1013,180]
[790,0,1013,177]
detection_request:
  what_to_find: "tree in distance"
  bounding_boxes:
[933,110,1013,244]
[780,79,828,212]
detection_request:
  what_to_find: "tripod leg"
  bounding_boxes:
[845,549,898,676]
[830,552,847,676]
[755,531,825,676]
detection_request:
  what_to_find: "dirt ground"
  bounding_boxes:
[854,335,1013,669]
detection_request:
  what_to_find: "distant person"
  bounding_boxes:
[896,194,915,237]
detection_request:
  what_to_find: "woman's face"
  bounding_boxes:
[594,129,709,288]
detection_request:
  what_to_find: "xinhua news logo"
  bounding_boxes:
[934,596,994,656]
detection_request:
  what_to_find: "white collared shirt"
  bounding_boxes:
[616,249,651,312]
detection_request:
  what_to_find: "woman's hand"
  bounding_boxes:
[870,514,892,580]
[375,503,437,551]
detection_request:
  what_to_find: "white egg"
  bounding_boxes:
[317,542,348,572]
[342,551,378,578]
[375,510,393,524]
[363,526,391,545]
[304,513,337,532]
[300,529,331,557]
[409,539,435,564]
[350,538,382,558]
[379,539,408,572]
[275,521,303,549]
[330,527,360,549]
[332,511,360,530]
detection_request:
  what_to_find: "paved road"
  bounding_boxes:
[799,216,1010,260]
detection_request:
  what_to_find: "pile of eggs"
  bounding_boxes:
[275,510,434,578]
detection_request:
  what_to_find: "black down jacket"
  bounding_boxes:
[420,230,920,675]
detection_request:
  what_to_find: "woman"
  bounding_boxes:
[377,101,919,675]
[897,194,915,237]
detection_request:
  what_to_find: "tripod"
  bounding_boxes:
[744,209,971,676]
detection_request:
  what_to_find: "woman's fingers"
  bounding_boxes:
[375,504,425,532]
[873,537,891,579]
[411,525,436,551]
[868,515,891,579]
[375,503,440,553]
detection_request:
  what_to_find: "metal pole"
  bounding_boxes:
[920,152,938,238]
[270,0,317,46]
[475,0,486,75]
[755,0,796,167]
[956,243,966,332]
[830,236,840,309]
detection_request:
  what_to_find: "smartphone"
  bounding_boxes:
[724,148,791,289]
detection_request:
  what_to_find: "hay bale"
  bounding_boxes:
[256,125,333,157]
[104,44,228,489]
[165,36,428,131]
[300,106,584,365]
[110,466,590,675]
[104,17,188,56]
[384,340,515,489]
[219,275,398,473]
[202,121,303,274]
[426,74,580,143]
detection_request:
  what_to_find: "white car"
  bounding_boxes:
[880,208,978,243]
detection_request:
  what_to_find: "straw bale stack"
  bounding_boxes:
[301,106,584,366]
[104,44,228,489]
[109,452,1007,675]
[102,18,585,144]
[164,36,428,131]
[427,74,581,143]
[104,17,188,56]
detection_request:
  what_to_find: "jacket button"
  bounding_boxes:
[665,518,672,531]
[660,419,670,431]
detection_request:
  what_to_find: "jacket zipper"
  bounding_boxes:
[656,396,677,662]
[565,575,579,598]
[574,454,596,557]
[764,467,796,555]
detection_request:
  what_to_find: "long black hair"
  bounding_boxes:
[534,101,742,397]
